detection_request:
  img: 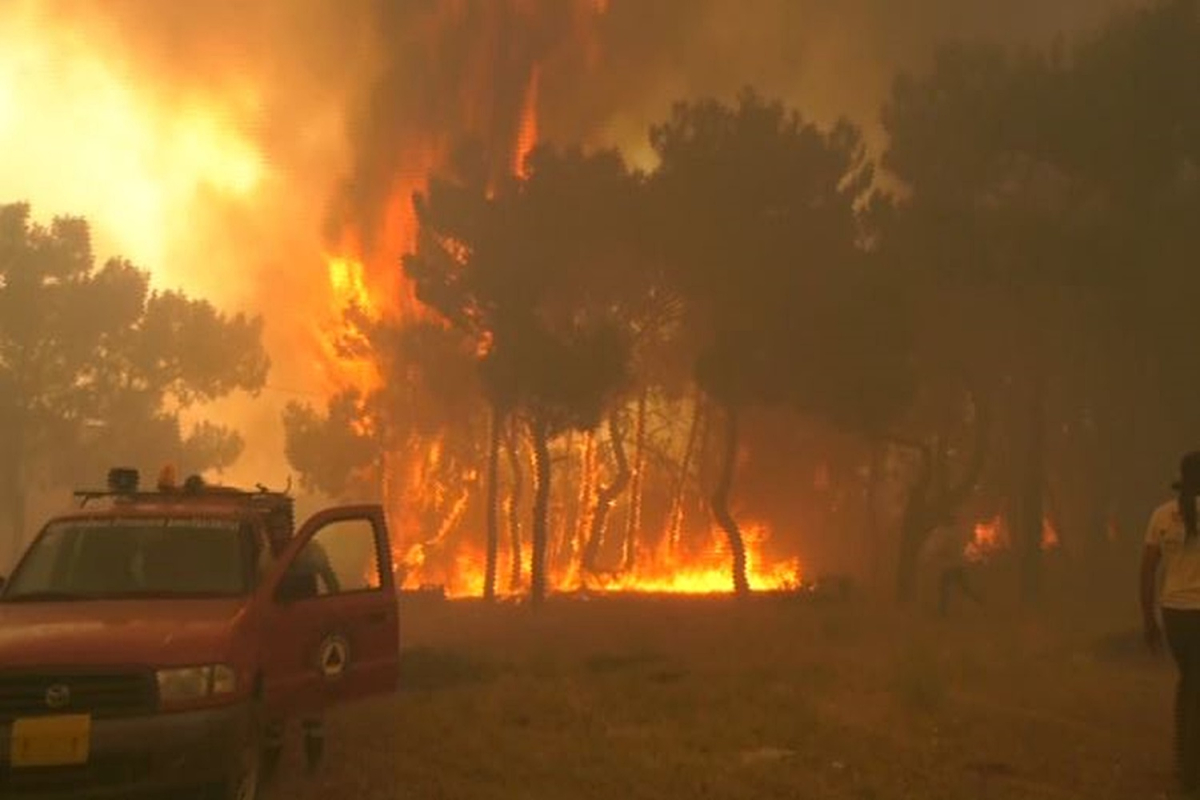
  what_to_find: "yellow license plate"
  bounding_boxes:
[9,714,91,767]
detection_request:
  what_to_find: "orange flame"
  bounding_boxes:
[1041,517,1061,552]
[513,65,540,178]
[964,516,1008,563]
[326,0,804,599]
[965,514,1061,563]
[398,517,802,598]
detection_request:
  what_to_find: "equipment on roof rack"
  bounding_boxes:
[157,464,178,492]
[76,465,294,515]
[107,467,140,494]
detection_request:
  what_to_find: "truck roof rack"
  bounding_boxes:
[73,467,293,509]
[72,486,293,507]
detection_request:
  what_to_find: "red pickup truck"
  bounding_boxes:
[0,468,401,799]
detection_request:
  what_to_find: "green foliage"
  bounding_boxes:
[282,312,486,498]
[405,142,641,433]
[282,391,378,498]
[879,0,1200,560]
[651,89,912,432]
[282,314,485,500]
[0,202,268,541]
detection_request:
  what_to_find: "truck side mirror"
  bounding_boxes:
[275,570,317,604]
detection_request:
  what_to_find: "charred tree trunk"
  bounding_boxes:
[506,421,524,593]
[865,442,885,591]
[530,416,553,607]
[893,388,990,604]
[668,394,705,552]
[566,432,596,571]
[556,432,577,570]
[1017,371,1047,604]
[483,403,503,601]
[895,445,934,604]
[712,403,750,596]
[583,412,630,574]
[623,389,649,573]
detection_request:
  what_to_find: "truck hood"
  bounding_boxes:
[0,599,248,669]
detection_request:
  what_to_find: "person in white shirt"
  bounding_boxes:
[1142,451,1200,795]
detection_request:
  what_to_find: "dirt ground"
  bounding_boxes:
[267,587,1180,800]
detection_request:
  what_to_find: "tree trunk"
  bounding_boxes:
[564,432,595,573]
[530,416,552,607]
[894,446,933,605]
[555,432,576,570]
[583,412,630,573]
[1017,371,1047,604]
[667,393,704,553]
[506,421,524,593]
[865,442,885,592]
[712,403,750,595]
[891,387,990,604]
[894,530,922,606]
[483,403,503,601]
[623,389,649,573]
[2,421,27,568]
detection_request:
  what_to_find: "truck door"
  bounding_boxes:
[261,505,399,717]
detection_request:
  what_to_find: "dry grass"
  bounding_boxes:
[275,591,1179,800]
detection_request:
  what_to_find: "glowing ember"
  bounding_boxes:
[1041,518,1061,552]
[965,515,1060,563]
[965,516,1008,563]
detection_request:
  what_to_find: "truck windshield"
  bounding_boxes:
[1,517,254,601]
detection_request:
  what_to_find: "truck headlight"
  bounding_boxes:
[156,665,238,705]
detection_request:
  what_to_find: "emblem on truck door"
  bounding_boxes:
[44,684,70,710]
[318,634,350,679]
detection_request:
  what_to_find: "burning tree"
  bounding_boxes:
[405,144,639,604]
[648,90,895,594]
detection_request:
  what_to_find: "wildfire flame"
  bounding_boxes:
[964,515,1060,564]
[513,65,541,178]
[398,519,802,599]
[317,0,808,596]
[965,517,1008,563]
[0,0,797,601]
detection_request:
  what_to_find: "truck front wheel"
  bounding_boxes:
[213,704,264,800]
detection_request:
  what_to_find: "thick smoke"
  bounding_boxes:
[328,1,602,256]
[542,0,1139,159]
[0,0,1139,490]
[25,0,1138,259]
